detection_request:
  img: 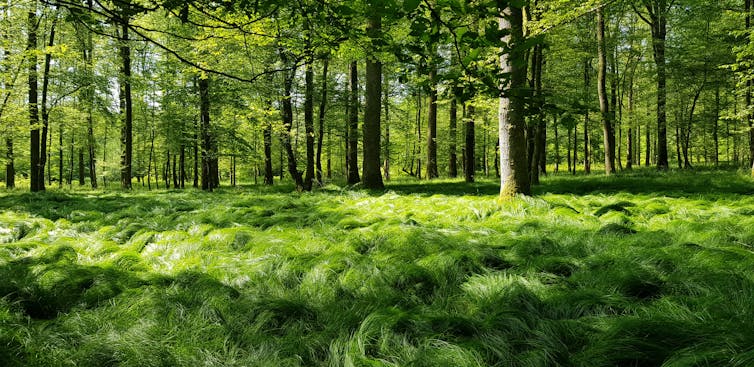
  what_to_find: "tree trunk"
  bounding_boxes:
[713,83,719,166]
[84,0,97,189]
[449,96,458,178]
[39,16,57,191]
[465,104,475,183]
[427,65,439,179]
[637,1,669,169]
[499,5,531,198]
[302,35,315,192]
[597,5,616,175]
[347,61,360,184]
[280,58,303,190]
[316,58,329,184]
[362,14,384,189]
[78,149,85,185]
[554,116,560,173]
[119,15,133,189]
[583,59,591,174]
[263,114,274,185]
[199,77,218,191]
[29,7,42,192]
[384,74,391,181]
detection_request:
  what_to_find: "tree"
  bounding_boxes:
[635,0,670,170]
[499,3,531,198]
[597,3,616,174]
[362,11,384,190]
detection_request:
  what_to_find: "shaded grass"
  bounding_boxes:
[0,169,753,366]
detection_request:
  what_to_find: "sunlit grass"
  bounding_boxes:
[1,168,754,366]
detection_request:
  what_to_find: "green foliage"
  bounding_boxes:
[1,170,754,365]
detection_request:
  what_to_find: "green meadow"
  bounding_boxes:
[2,169,754,366]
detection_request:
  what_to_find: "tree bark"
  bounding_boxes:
[347,61,360,184]
[499,5,531,198]
[29,7,41,192]
[280,57,303,190]
[584,59,591,174]
[597,5,616,175]
[427,65,439,179]
[449,96,458,178]
[362,13,384,190]
[302,32,315,191]
[119,15,133,189]
[465,104,475,183]
[316,58,329,184]
[636,0,669,169]
[39,16,57,191]
[199,77,218,191]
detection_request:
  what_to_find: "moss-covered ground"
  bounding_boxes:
[1,169,754,366]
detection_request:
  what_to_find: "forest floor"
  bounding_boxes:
[1,168,754,366]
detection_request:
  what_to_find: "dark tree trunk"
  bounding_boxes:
[39,16,56,191]
[362,13,384,190]
[499,5,531,198]
[583,59,591,174]
[465,104,475,183]
[199,77,218,191]
[280,56,303,190]
[597,5,616,175]
[29,7,42,192]
[6,137,14,188]
[78,149,85,185]
[193,118,199,188]
[180,145,186,188]
[636,0,669,169]
[347,61,360,184]
[713,84,720,166]
[554,116,560,173]
[119,16,133,189]
[316,58,329,184]
[147,129,154,190]
[85,0,97,188]
[427,66,439,179]
[384,74,391,181]
[263,114,274,185]
[449,96,458,178]
[302,25,315,192]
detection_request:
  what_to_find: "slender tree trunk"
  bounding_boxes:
[449,96,458,178]
[119,15,133,189]
[6,137,14,188]
[78,150,85,185]
[713,83,719,166]
[180,145,185,188]
[199,77,218,191]
[734,0,754,176]
[637,1,669,169]
[347,61,360,184]
[84,0,97,189]
[384,74,391,181]
[302,33,315,192]
[427,65,439,179]
[465,104,475,183]
[263,114,274,185]
[583,59,591,174]
[572,122,578,174]
[147,129,154,190]
[414,93,421,178]
[316,58,329,184]
[362,13,384,189]
[499,5,531,198]
[39,16,57,191]
[280,57,303,190]
[567,125,572,173]
[554,116,560,173]
[29,7,42,192]
[597,6,616,175]
[193,118,199,188]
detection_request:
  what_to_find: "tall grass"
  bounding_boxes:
[1,168,753,366]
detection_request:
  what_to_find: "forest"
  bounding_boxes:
[2,0,754,366]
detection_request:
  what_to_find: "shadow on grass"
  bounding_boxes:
[380,168,754,198]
